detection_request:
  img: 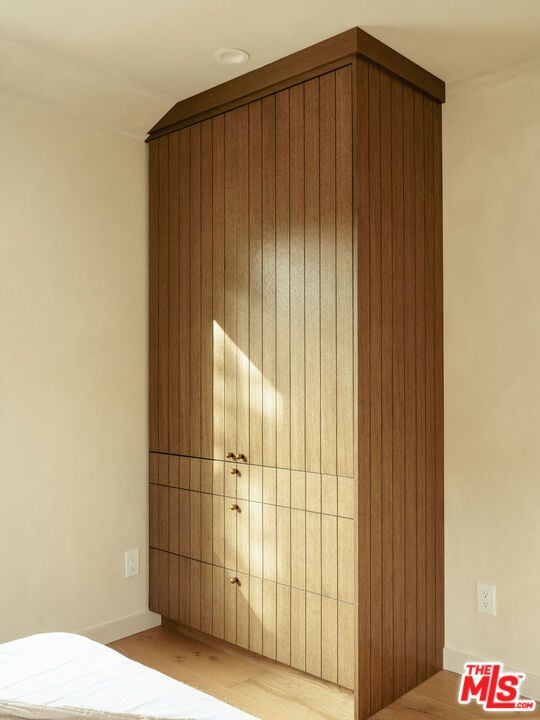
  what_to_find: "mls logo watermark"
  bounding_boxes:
[458,662,536,712]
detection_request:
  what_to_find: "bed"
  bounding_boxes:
[0,633,259,720]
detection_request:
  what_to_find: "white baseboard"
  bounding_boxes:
[79,610,161,644]
[444,647,540,701]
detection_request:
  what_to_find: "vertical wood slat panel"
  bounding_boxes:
[200,120,214,459]
[403,83,418,692]
[354,55,371,720]
[224,111,238,460]
[157,137,169,452]
[200,561,213,634]
[380,69,394,710]
[368,62,383,713]
[190,125,202,457]
[338,601,355,689]
[290,508,306,590]
[149,548,159,612]
[168,553,179,622]
[290,587,306,671]
[262,95,277,468]
[433,102,445,673]
[224,569,237,644]
[276,506,291,586]
[263,503,277,582]
[304,77,321,474]
[321,596,338,684]
[391,76,406,701]
[306,592,322,677]
[275,89,291,470]
[424,96,437,677]
[322,514,338,599]
[289,84,305,471]
[249,575,263,654]
[178,555,190,625]
[168,133,180,454]
[149,142,159,451]
[236,498,250,575]
[249,101,263,467]
[212,565,225,639]
[158,550,169,618]
[224,496,237,571]
[237,572,250,649]
[262,579,277,660]
[168,487,179,554]
[236,107,250,460]
[305,512,321,594]
[178,130,191,455]
[213,115,226,461]
[276,583,291,665]
[319,71,337,477]
[336,66,355,480]
[190,559,201,629]
[414,90,427,685]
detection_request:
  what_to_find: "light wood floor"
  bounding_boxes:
[110,627,539,720]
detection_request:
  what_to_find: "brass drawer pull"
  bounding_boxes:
[235,453,246,461]
[230,503,240,511]
[230,576,239,585]
[225,452,235,459]
[230,468,239,474]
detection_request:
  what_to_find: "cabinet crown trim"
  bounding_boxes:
[147,26,445,141]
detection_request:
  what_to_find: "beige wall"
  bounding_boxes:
[444,61,540,680]
[0,96,154,642]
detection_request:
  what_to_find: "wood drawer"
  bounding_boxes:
[150,549,354,689]
[150,453,355,517]
[150,485,354,604]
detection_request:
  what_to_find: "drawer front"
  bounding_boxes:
[150,483,354,605]
[150,453,355,517]
[150,549,354,689]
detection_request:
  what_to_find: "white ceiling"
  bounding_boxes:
[2,0,540,138]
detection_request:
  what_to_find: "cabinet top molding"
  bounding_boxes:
[147,27,445,140]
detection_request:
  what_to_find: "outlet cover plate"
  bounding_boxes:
[477,582,496,616]
[124,548,140,578]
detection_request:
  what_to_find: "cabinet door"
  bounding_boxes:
[151,66,354,474]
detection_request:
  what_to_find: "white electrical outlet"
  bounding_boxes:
[124,549,140,578]
[477,582,496,615]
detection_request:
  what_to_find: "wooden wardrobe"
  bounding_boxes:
[147,27,444,720]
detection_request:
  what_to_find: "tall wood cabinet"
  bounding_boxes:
[147,27,444,719]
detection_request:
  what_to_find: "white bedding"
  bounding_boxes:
[0,633,258,720]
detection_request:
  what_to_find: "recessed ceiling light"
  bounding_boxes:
[214,48,250,65]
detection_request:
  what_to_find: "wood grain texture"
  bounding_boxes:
[275,89,291,470]
[167,131,180,455]
[433,102,444,674]
[354,61,444,718]
[289,83,306,472]
[249,100,264,467]
[149,142,159,452]
[148,28,444,140]
[178,130,191,455]
[189,125,202,457]
[148,47,444,719]
[212,114,226,462]
[336,66,355,480]
[113,630,540,720]
[200,120,214,459]
[236,107,250,461]
[304,76,321,474]
[320,71,337,477]
[113,626,355,720]
[157,136,169,452]
[262,95,277,468]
